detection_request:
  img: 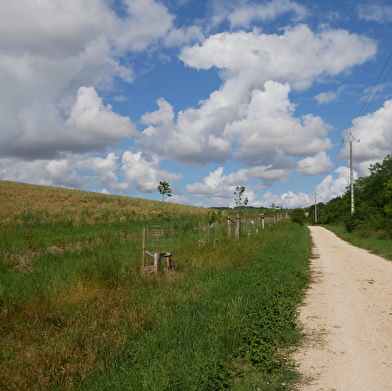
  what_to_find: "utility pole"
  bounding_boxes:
[314,191,318,223]
[347,133,359,215]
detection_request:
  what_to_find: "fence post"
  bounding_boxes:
[154,252,160,273]
[227,216,231,237]
[142,227,146,267]
[260,214,265,229]
[235,214,241,238]
[163,252,173,269]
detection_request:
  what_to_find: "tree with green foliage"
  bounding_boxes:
[318,154,392,237]
[354,154,392,210]
[318,194,350,225]
[207,210,222,225]
[157,181,173,202]
[384,179,392,216]
[234,186,248,208]
[291,208,304,225]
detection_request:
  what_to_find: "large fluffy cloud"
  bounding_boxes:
[297,151,333,176]
[0,0,174,161]
[180,24,376,90]
[0,149,183,195]
[139,80,332,181]
[66,87,137,141]
[336,99,392,178]
[121,151,183,193]
[139,24,375,184]
[186,165,287,203]
[186,163,351,209]
[258,166,351,208]
[186,166,257,207]
[224,81,333,166]
[0,156,84,189]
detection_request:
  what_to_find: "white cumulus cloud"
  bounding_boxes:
[66,86,136,140]
[121,151,182,193]
[297,151,333,176]
[0,0,174,161]
[180,24,376,90]
[342,99,392,164]
[140,98,175,125]
[139,25,375,180]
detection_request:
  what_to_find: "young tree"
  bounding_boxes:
[157,181,173,202]
[234,186,248,207]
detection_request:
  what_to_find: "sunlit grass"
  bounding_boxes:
[0,181,311,390]
[0,180,207,227]
[324,224,392,260]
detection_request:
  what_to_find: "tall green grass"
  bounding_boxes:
[1,182,311,390]
[1,221,311,390]
[324,224,392,260]
[78,222,311,391]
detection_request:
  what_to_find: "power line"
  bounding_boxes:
[356,98,392,145]
[354,54,392,143]
[327,50,392,176]
[354,51,392,130]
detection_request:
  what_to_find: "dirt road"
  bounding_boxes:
[293,226,392,390]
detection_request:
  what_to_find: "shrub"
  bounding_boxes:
[291,209,304,225]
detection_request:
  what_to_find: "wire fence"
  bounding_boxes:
[141,214,289,272]
[144,225,174,255]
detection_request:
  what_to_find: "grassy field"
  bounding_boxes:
[324,224,392,261]
[0,181,311,390]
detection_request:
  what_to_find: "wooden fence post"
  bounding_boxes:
[235,214,241,238]
[162,252,173,269]
[260,214,265,229]
[154,252,160,273]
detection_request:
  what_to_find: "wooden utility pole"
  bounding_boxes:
[348,133,360,215]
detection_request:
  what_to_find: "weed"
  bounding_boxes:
[24,232,37,250]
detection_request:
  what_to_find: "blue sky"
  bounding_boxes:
[1,0,392,208]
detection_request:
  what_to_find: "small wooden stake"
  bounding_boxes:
[163,252,173,269]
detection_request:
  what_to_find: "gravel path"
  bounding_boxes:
[293,226,392,390]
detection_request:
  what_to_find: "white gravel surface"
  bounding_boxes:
[293,226,392,391]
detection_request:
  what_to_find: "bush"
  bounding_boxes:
[291,209,304,225]
[344,207,380,233]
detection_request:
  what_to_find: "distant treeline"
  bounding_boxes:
[305,154,392,238]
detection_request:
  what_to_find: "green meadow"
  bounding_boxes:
[0,180,311,390]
